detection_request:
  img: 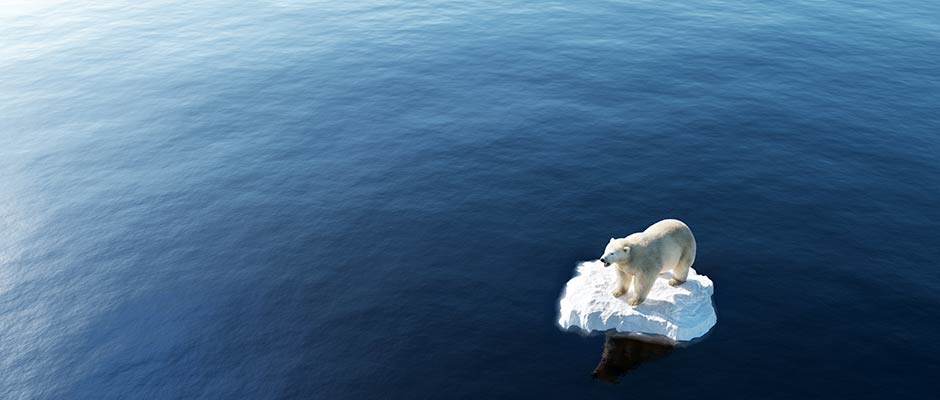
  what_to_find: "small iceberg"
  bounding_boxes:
[557,261,717,342]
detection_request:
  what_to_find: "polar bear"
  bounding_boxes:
[600,219,697,306]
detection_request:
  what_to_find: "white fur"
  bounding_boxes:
[599,219,697,306]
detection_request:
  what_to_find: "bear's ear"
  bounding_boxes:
[609,237,615,243]
[621,246,631,255]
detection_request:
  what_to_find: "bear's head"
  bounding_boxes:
[600,239,630,267]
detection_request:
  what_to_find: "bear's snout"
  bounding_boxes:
[601,259,610,267]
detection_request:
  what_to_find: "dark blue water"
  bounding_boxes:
[2,1,939,398]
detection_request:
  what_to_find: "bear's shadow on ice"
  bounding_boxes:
[607,271,710,314]
[592,334,675,383]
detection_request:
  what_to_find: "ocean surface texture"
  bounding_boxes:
[2,1,939,398]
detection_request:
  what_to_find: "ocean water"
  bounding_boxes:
[2,0,939,398]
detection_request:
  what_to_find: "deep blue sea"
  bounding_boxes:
[2,1,940,398]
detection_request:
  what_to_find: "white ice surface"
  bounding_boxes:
[557,261,717,342]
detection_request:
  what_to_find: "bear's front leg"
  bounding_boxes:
[611,268,631,298]
[628,271,655,306]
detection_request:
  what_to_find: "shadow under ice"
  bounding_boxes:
[592,334,676,383]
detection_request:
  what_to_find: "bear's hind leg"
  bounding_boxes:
[669,264,689,287]
[669,248,694,286]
